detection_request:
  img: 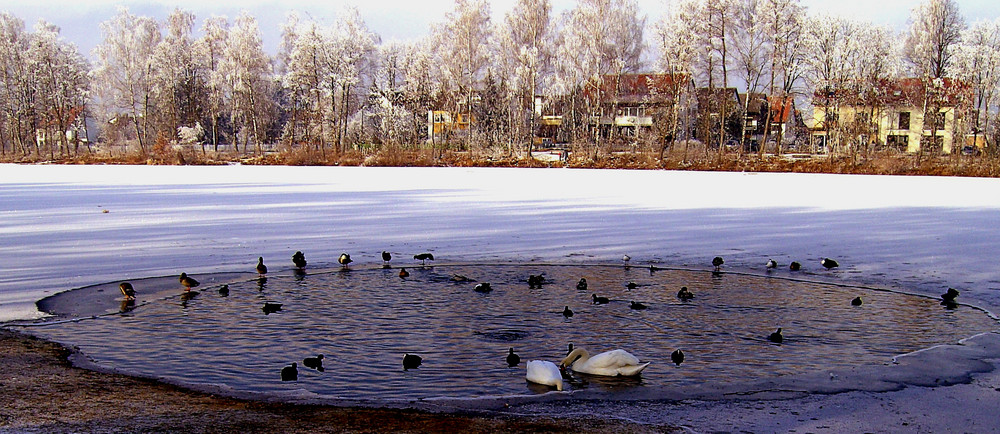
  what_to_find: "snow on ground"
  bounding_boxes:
[2,163,1000,323]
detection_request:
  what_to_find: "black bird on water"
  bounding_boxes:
[821,258,839,269]
[281,363,298,381]
[576,278,588,291]
[712,256,724,272]
[592,294,610,304]
[119,282,136,300]
[382,251,392,267]
[506,348,520,367]
[303,354,324,371]
[766,259,777,270]
[851,296,863,306]
[941,288,960,308]
[528,274,545,288]
[563,306,574,318]
[671,349,685,366]
[625,281,638,290]
[262,301,282,314]
[403,353,422,370]
[677,286,694,301]
[218,284,230,297]
[630,301,647,310]
[292,251,307,270]
[474,283,492,293]
[256,257,268,277]
[414,253,434,266]
[789,261,802,271]
[179,273,200,291]
[768,328,784,344]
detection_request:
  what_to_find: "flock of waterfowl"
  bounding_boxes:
[115,251,963,392]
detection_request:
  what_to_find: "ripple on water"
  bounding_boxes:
[29,265,998,401]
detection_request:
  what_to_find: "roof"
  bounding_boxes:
[812,77,971,107]
[585,73,693,105]
[768,96,795,123]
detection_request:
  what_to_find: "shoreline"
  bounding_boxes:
[0,328,667,433]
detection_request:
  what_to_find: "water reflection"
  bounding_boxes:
[30,265,998,401]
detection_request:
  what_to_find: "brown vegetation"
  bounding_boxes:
[4,143,1000,178]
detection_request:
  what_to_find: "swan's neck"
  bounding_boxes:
[562,348,590,367]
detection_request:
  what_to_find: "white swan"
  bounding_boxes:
[560,348,650,377]
[525,360,563,391]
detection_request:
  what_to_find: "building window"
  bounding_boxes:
[887,134,908,151]
[925,111,946,131]
[898,112,910,130]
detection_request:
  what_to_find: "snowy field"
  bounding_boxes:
[2,164,1000,323]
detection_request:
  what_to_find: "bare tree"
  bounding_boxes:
[92,7,161,154]
[904,0,966,159]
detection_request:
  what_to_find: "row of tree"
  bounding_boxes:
[1,0,998,160]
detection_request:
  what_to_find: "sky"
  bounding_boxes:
[2,0,998,58]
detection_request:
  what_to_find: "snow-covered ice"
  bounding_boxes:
[2,163,1000,322]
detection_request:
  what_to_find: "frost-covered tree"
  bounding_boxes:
[432,0,493,148]
[955,19,1000,155]
[501,0,552,153]
[654,2,698,159]
[151,8,206,149]
[196,15,229,151]
[904,0,966,157]
[92,7,161,153]
[760,0,807,152]
[328,7,378,149]
[30,21,90,158]
[283,20,331,150]
[0,13,35,155]
[220,12,275,153]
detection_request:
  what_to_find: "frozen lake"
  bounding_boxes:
[3,164,1000,324]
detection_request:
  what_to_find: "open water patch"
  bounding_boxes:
[19,264,999,403]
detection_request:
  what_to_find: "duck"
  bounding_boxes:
[941,287,960,308]
[766,259,777,270]
[382,251,392,266]
[338,253,353,269]
[789,261,801,271]
[506,348,520,367]
[671,349,685,366]
[414,253,434,266]
[119,282,136,300]
[262,301,282,314]
[821,258,839,269]
[712,256,724,272]
[403,353,422,370]
[592,294,610,304]
[303,354,324,371]
[576,278,588,290]
[560,348,650,377]
[622,254,631,268]
[625,281,638,290]
[218,284,230,297]
[179,273,200,291]
[474,283,492,293]
[280,362,297,381]
[451,274,474,282]
[677,286,694,301]
[562,306,574,318]
[851,296,863,306]
[768,328,783,343]
[527,274,545,288]
[398,268,410,278]
[525,360,563,391]
[292,251,307,269]
[256,257,268,276]
[629,301,647,310]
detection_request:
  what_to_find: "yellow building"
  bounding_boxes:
[810,78,971,154]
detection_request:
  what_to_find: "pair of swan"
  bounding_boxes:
[526,347,650,391]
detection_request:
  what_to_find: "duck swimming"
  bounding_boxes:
[560,347,649,377]
[179,273,200,291]
[292,251,307,269]
[256,257,267,276]
[506,348,520,367]
[119,282,135,300]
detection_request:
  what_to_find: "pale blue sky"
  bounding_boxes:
[2,0,998,56]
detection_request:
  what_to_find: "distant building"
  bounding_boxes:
[810,77,972,154]
[694,87,741,147]
[584,73,696,143]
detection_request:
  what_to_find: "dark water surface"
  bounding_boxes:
[29,265,998,401]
